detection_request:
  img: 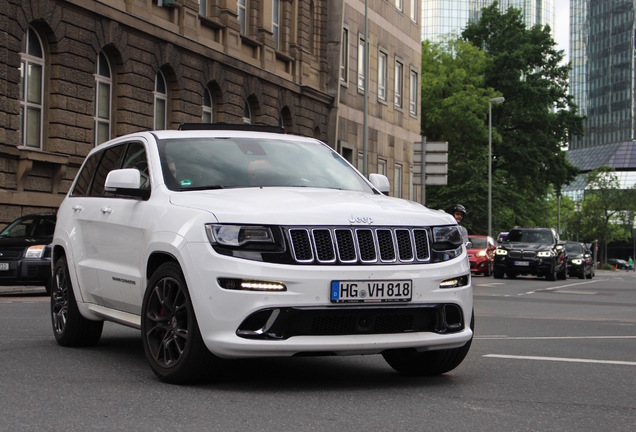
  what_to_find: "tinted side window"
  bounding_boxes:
[71,153,101,197]
[91,145,125,196]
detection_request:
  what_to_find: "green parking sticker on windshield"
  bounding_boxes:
[180,179,192,187]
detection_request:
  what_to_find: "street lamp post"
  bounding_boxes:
[488,96,505,238]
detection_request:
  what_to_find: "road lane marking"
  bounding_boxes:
[477,335,636,340]
[484,354,636,366]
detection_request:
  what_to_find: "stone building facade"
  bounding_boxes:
[0,0,421,225]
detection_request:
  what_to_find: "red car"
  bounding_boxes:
[467,235,496,276]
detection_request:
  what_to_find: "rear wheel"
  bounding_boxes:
[546,263,557,281]
[141,262,224,384]
[493,271,504,279]
[383,311,474,376]
[51,256,103,346]
[557,263,567,280]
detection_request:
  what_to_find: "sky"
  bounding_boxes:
[553,0,570,63]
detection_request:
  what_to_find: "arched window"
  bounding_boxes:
[242,102,251,124]
[95,51,112,145]
[154,71,167,130]
[19,27,44,149]
[202,89,213,123]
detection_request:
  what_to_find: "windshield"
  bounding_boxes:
[468,237,487,248]
[158,137,373,193]
[505,229,553,244]
[565,243,584,254]
[0,216,55,238]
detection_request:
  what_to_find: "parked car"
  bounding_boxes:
[493,227,567,280]
[608,258,629,270]
[564,241,594,279]
[51,125,473,384]
[0,213,56,294]
[467,235,496,276]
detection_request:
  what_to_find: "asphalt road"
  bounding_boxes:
[1,270,635,431]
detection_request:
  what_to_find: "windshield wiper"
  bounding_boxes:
[176,185,224,191]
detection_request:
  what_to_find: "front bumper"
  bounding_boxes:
[182,242,473,358]
[494,255,553,276]
[0,258,51,286]
[469,257,490,274]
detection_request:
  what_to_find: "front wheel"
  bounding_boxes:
[383,312,474,376]
[51,256,103,346]
[141,262,223,384]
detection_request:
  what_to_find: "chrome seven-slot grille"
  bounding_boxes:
[287,227,430,264]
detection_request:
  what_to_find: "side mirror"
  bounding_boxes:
[105,168,150,199]
[368,173,390,196]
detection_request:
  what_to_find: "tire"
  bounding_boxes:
[383,311,474,376]
[51,256,103,347]
[141,262,223,384]
[493,271,504,279]
[546,262,557,281]
[557,263,567,280]
[484,262,492,277]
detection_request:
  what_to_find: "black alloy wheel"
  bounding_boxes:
[51,256,103,346]
[141,262,222,384]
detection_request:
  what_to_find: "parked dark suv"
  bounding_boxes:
[493,227,567,280]
[0,213,56,293]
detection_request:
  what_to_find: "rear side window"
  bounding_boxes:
[70,145,125,197]
[71,153,100,197]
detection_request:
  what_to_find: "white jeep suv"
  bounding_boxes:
[51,125,473,384]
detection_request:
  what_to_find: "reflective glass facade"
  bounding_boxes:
[422,0,555,42]
[564,0,636,197]
[569,0,635,150]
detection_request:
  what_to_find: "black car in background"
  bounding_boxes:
[607,258,629,270]
[564,241,594,279]
[493,227,567,281]
[0,213,56,294]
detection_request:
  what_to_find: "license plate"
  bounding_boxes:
[514,261,530,267]
[0,262,9,271]
[330,280,412,303]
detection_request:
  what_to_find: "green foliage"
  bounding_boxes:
[575,167,636,261]
[422,2,584,236]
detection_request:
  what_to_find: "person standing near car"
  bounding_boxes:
[628,256,634,272]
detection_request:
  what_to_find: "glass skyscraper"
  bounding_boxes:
[422,0,555,42]
[565,0,636,198]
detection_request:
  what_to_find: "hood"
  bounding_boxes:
[502,242,553,251]
[168,188,456,226]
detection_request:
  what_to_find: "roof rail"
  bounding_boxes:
[178,123,285,134]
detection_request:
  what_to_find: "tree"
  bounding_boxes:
[420,38,502,234]
[460,2,584,231]
[577,167,636,263]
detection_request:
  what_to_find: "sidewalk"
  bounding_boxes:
[0,285,47,296]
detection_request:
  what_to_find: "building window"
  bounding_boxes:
[394,59,403,108]
[243,102,251,124]
[19,27,44,149]
[378,158,387,176]
[94,52,112,146]
[340,28,349,84]
[358,35,366,91]
[410,0,417,22]
[154,72,167,130]
[238,0,247,35]
[394,163,403,198]
[378,49,388,102]
[409,69,418,116]
[273,0,280,50]
[202,89,213,123]
[395,0,403,12]
[199,0,207,16]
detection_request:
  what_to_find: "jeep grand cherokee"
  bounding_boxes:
[51,125,473,384]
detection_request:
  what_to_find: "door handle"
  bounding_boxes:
[72,205,83,212]
[100,207,112,214]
